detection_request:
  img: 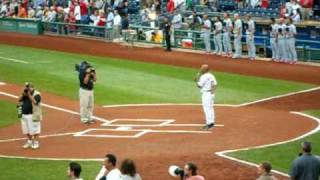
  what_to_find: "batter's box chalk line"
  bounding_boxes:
[74,118,225,138]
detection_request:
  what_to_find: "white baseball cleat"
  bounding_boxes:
[22,140,32,149]
[31,141,40,149]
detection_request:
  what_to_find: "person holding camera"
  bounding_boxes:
[17,82,42,149]
[194,64,218,131]
[78,61,97,124]
[168,163,205,180]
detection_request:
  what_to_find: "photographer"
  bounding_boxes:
[77,61,97,124]
[18,83,42,149]
[184,163,205,180]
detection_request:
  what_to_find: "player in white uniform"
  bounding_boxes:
[233,13,243,59]
[286,18,298,64]
[202,15,212,54]
[195,64,218,130]
[278,18,288,62]
[245,15,256,60]
[213,16,223,55]
[222,13,233,57]
[270,18,279,61]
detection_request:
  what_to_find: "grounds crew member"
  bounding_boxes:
[78,61,97,124]
[18,82,42,149]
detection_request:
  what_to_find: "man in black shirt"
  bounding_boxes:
[163,16,172,51]
[79,62,97,124]
[18,83,42,149]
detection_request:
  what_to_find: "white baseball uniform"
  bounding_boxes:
[197,72,217,125]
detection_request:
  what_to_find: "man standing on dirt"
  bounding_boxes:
[18,82,42,149]
[78,61,97,124]
[195,64,218,130]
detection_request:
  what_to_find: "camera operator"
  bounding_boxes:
[18,83,42,149]
[184,163,205,180]
[78,62,97,124]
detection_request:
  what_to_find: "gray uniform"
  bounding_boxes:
[203,19,212,53]
[214,21,223,54]
[223,18,233,55]
[289,154,320,180]
[286,24,298,62]
[270,23,279,60]
[278,23,288,61]
[246,19,256,59]
[233,19,243,58]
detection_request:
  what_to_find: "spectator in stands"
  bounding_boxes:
[184,162,205,180]
[46,6,57,22]
[292,8,302,23]
[79,0,88,24]
[120,159,142,180]
[68,162,83,180]
[28,6,35,18]
[0,1,9,17]
[213,16,223,55]
[269,17,279,61]
[35,6,44,19]
[163,16,172,51]
[113,10,122,39]
[261,0,269,9]
[286,0,301,18]
[245,15,256,60]
[232,13,243,59]
[122,14,129,30]
[299,0,314,20]
[222,13,233,57]
[188,10,202,30]
[166,0,175,14]
[171,11,183,29]
[95,154,121,180]
[202,14,212,54]
[74,1,81,24]
[256,162,277,180]
[277,17,288,62]
[18,2,27,18]
[89,9,99,26]
[286,18,298,64]
[289,141,320,180]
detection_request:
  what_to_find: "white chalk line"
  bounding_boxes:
[101,86,320,108]
[215,111,320,177]
[0,56,29,64]
[0,132,77,143]
[0,82,6,86]
[0,91,110,123]
[0,154,103,161]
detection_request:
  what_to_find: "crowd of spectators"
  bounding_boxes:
[65,141,320,180]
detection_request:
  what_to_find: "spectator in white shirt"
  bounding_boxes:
[74,1,81,23]
[113,10,122,39]
[67,162,83,180]
[95,154,122,180]
[171,11,182,29]
[120,159,142,180]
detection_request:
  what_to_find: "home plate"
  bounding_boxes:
[0,82,6,86]
[116,126,133,130]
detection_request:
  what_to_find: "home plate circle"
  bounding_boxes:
[116,126,133,130]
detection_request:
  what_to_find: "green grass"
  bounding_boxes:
[0,158,101,180]
[0,44,315,105]
[228,110,320,173]
[0,100,19,127]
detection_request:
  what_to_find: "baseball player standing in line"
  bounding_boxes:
[270,18,279,61]
[286,18,298,64]
[18,83,42,149]
[245,15,256,60]
[278,18,288,62]
[195,64,218,131]
[213,16,223,55]
[222,13,233,57]
[232,13,243,59]
[202,14,212,54]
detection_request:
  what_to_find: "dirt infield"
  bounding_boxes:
[1,32,320,179]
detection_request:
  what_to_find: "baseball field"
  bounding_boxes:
[0,32,320,180]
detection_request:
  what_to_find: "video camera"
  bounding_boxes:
[168,165,184,180]
[24,82,31,94]
[75,61,95,77]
